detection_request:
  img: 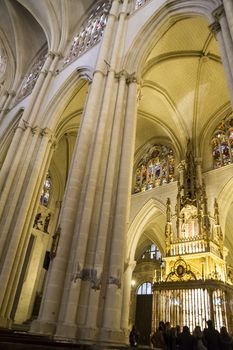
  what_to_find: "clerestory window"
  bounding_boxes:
[63,0,112,66]
[134,144,175,193]
[211,115,233,169]
[40,173,52,207]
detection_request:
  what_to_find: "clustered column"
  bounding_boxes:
[209,4,233,107]
[0,51,61,328]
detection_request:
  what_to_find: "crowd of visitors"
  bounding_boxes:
[149,320,233,350]
[129,320,233,349]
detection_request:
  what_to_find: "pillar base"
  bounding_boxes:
[55,322,77,340]
[0,316,12,328]
[30,319,56,335]
[99,327,128,346]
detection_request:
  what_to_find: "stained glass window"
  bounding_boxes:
[211,115,233,169]
[63,0,112,66]
[40,173,52,207]
[134,144,175,193]
[17,49,47,101]
[140,244,162,261]
[137,282,152,295]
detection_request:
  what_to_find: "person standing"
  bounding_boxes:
[129,325,139,347]
[151,325,166,350]
[193,325,207,350]
[219,326,233,350]
[177,326,195,350]
[203,320,221,350]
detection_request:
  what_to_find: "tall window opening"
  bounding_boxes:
[134,144,175,193]
[17,47,47,101]
[211,115,233,169]
[140,244,162,261]
[40,173,52,207]
[63,0,112,66]
[137,282,152,295]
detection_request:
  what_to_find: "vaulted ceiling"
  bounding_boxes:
[136,16,231,168]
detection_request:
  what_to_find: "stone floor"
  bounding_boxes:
[0,328,133,350]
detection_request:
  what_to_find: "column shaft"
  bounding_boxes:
[0,132,54,320]
[223,0,233,41]
[32,0,121,334]
[102,77,138,333]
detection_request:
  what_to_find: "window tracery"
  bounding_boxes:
[40,173,52,207]
[17,49,47,101]
[134,144,175,193]
[137,282,152,295]
[63,0,112,66]
[211,115,233,168]
[140,244,161,261]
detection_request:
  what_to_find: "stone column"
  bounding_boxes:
[209,15,233,107]
[0,90,15,123]
[100,75,138,342]
[0,52,55,196]
[121,261,136,331]
[213,5,233,78]
[223,0,233,41]
[0,51,61,327]
[0,90,9,112]
[195,158,202,187]
[31,0,121,336]
[76,71,128,335]
[0,130,55,327]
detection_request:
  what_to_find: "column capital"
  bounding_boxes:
[126,72,138,84]
[209,21,221,36]
[47,51,63,60]
[115,69,132,81]
[177,160,186,171]
[124,260,137,272]
[77,67,93,82]
[6,90,16,97]
[16,118,29,131]
[31,125,42,135]
[212,4,225,21]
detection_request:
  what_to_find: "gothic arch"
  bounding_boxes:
[124,0,220,75]
[199,102,231,171]
[217,176,233,235]
[39,66,93,130]
[127,198,166,264]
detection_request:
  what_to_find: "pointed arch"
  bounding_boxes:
[217,175,233,235]
[124,0,220,75]
[127,198,166,263]
[39,66,93,130]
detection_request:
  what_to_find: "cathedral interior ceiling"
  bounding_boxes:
[137,16,230,160]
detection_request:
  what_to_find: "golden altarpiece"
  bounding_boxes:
[152,147,233,332]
